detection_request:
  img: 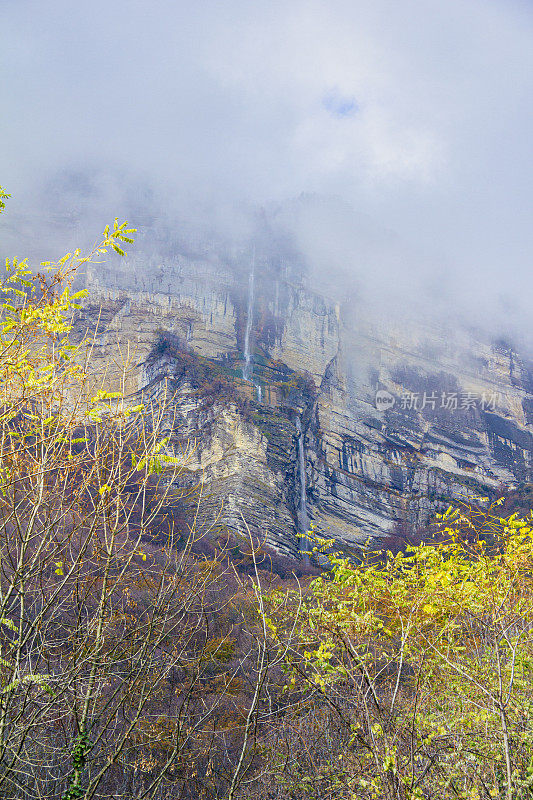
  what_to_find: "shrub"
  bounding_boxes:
[262,500,533,799]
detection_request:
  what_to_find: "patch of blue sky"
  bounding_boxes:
[322,90,358,118]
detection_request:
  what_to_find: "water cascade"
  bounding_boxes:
[243,249,255,382]
[295,415,310,559]
[242,247,262,401]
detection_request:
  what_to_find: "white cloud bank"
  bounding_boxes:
[1,0,532,346]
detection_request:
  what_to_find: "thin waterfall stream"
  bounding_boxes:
[242,247,262,401]
[243,249,254,382]
[295,415,310,559]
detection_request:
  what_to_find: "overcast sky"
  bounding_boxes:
[1,0,532,345]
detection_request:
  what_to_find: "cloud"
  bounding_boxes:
[1,0,532,348]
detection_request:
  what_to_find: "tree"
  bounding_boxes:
[0,188,262,799]
[261,501,533,800]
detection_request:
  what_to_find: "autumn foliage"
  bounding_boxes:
[258,503,533,799]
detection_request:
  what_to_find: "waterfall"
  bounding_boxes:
[295,416,310,558]
[243,248,255,383]
[242,247,262,402]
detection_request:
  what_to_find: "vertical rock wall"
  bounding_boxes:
[77,249,533,556]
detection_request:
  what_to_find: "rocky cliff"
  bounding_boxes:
[76,241,533,558]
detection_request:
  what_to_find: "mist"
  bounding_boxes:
[1,0,532,352]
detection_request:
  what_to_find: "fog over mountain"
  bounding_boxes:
[1,0,532,350]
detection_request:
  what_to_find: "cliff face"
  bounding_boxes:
[78,246,533,556]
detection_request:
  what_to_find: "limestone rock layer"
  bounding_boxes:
[77,248,533,556]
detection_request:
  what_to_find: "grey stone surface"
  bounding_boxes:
[79,250,533,556]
